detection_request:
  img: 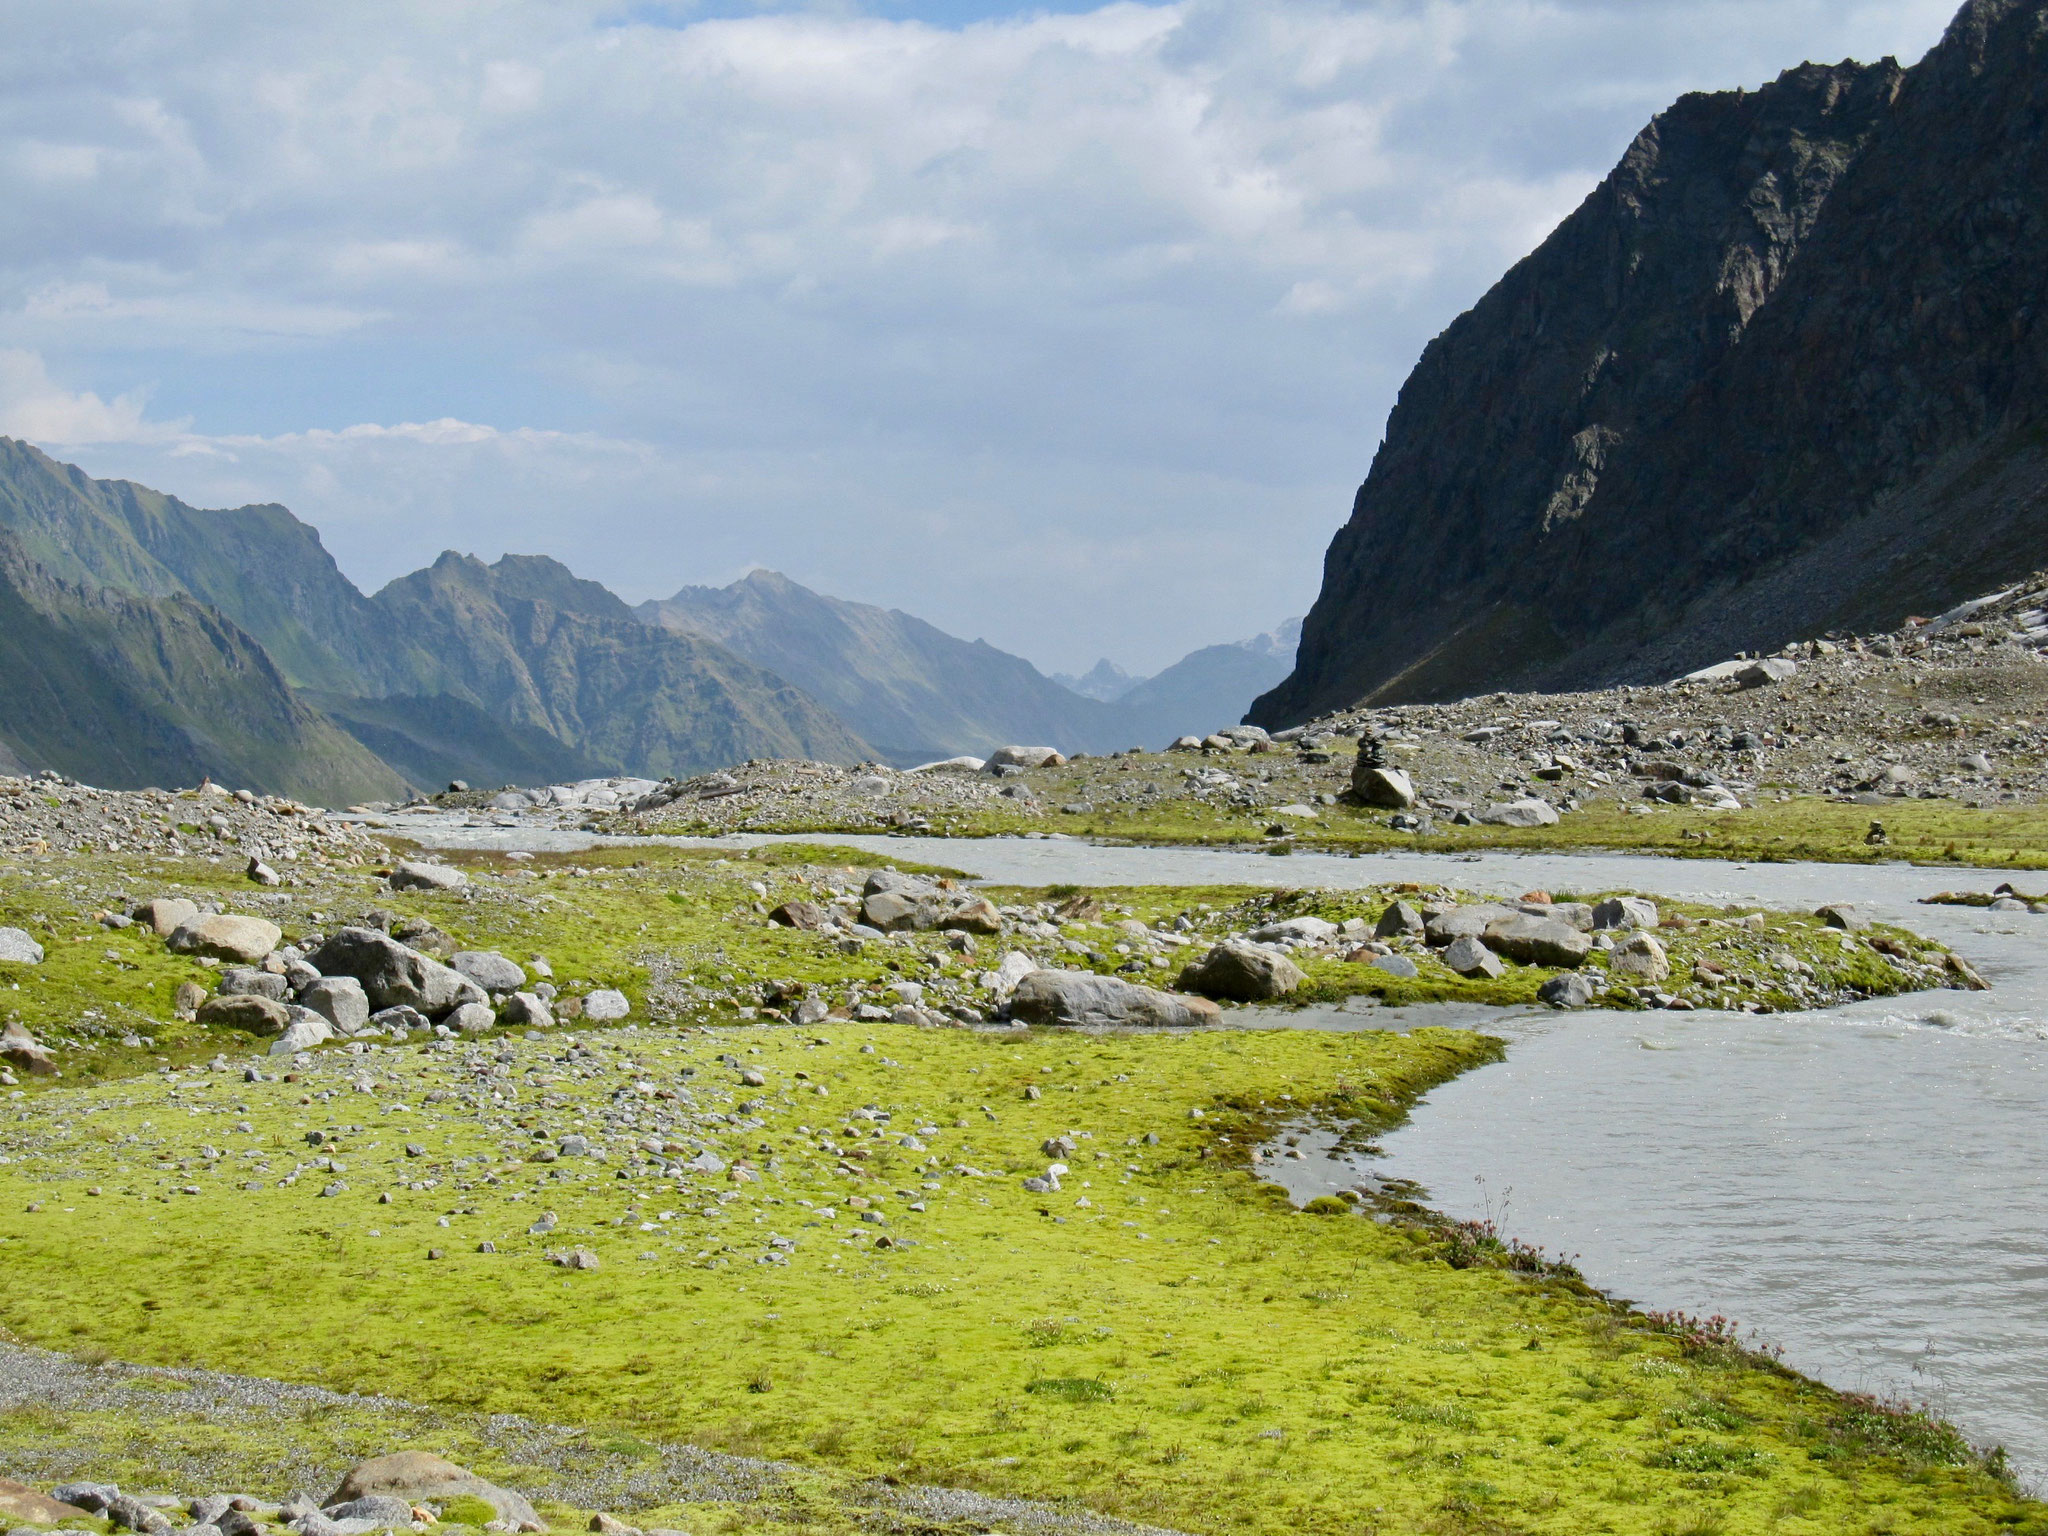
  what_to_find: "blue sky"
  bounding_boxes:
[0,0,1961,674]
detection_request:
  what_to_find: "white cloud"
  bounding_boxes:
[0,0,1967,671]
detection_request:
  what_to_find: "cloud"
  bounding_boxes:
[0,0,1966,672]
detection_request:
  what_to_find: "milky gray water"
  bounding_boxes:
[385,816,2048,1482]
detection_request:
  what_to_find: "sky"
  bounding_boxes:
[0,0,1963,676]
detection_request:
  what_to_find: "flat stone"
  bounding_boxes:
[1372,954,1419,979]
[1477,798,1559,828]
[168,914,283,965]
[387,861,468,893]
[1248,916,1338,944]
[1482,915,1592,968]
[1008,969,1221,1028]
[0,1479,90,1524]
[987,745,1064,769]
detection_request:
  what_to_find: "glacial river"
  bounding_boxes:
[385,817,2048,1485]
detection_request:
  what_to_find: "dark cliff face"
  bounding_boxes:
[1256,0,2048,724]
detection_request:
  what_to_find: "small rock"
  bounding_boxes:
[0,1021,56,1076]
[1372,954,1419,979]
[551,1246,601,1271]
[768,901,828,930]
[1591,896,1659,932]
[501,992,554,1029]
[589,1516,641,1536]
[245,857,281,887]
[1606,931,1671,984]
[300,976,371,1034]
[1373,901,1424,940]
[1538,973,1600,1009]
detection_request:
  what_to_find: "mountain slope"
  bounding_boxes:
[1119,619,1299,743]
[0,437,405,695]
[378,554,872,776]
[0,531,408,804]
[640,569,1132,762]
[1258,0,2048,724]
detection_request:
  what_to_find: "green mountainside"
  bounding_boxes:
[374,554,873,777]
[0,529,408,804]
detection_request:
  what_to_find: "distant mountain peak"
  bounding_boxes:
[1053,657,1139,703]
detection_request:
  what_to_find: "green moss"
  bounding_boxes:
[0,1020,2028,1536]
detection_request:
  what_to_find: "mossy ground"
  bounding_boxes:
[0,1022,2035,1536]
[637,751,2048,869]
[0,839,2034,1535]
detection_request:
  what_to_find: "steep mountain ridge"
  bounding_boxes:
[374,555,871,776]
[0,529,407,803]
[1258,0,2048,724]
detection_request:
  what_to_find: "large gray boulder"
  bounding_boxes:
[326,1454,543,1533]
[1177,939,1306,1001]
[0,927,43,965]
[269,1010,334,1056]
[1373,902,1424,940]
[217,966,288,1001]
[452,950,525,994]
[1592,896,1659,931]
[1352,763,1417,809]
[1478,799,1560,828]
[1607,931,1671,982]
[1009,970,1221,1028]
[1007,974,1212,1036]
[1482,914,1592,968]
[132,897,199,936]
[299,976,370,1033]
[306,928,486,1018]
[1424,903,1517,946]
[388,861,468,893]
[987,745,1064,769]
[500,991,554,1028]
[168,914,282,964]
[197,993,292,1035]
[1538,973,1601,1009]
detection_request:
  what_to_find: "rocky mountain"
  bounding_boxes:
[640,569,1132,763]
[1053,658,1139,703]
[0,529,407,804]
[1118,619,1300,745]
[1257,0,2048,725]
[376,554,870,778]
[0,442,871,795]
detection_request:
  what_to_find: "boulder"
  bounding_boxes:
[217,966,289,1001]
[1373,901,1424,940]
[133,897,199,936]
[269,1010,335,1055]
[197,993,292,1035]
[50,1483,117,1513]
[1606,931,1670,983]
[1372,954,1419,979]
[986,745,1064,769]
[366,1005,431,1034]
[388,861,468,893]
[299,976,371,1034]
[1478,799,1559,828]
[1424,903,1516,946]
[0,927,45,965]
[172,980,207,1017]
[1482,915,1591,968]
[0,1480,92,1524]
[862,891,922,931]
[1177,939,1306,1001]
[246,857,281,887]
[583,989,630,1021]
[1248,916,1338,944]
[982,951,1042,999]
[1352,763,1417,809]
[104,1494,174,1536]
[1734,657,1799,689]
[1538,973,1601,1009]
[322,1497,416,1528]
[863,869,934,898]
[501,992,554,1028]
[452,950,525,994]
[1591,896,1659,932]
[307,928,486,1018]
[0,1021,55,1076]
[1441,935,1503,979]
[937,897,1003,935]
[446,1002,497,1034]
[768,900,828,930]
[1008,969,1221,1028]
[325,1453,544,1534]
[168,914,283,965]
[1816,904,1869,931]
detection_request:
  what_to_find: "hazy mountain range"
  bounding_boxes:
[0,439,1291,803]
